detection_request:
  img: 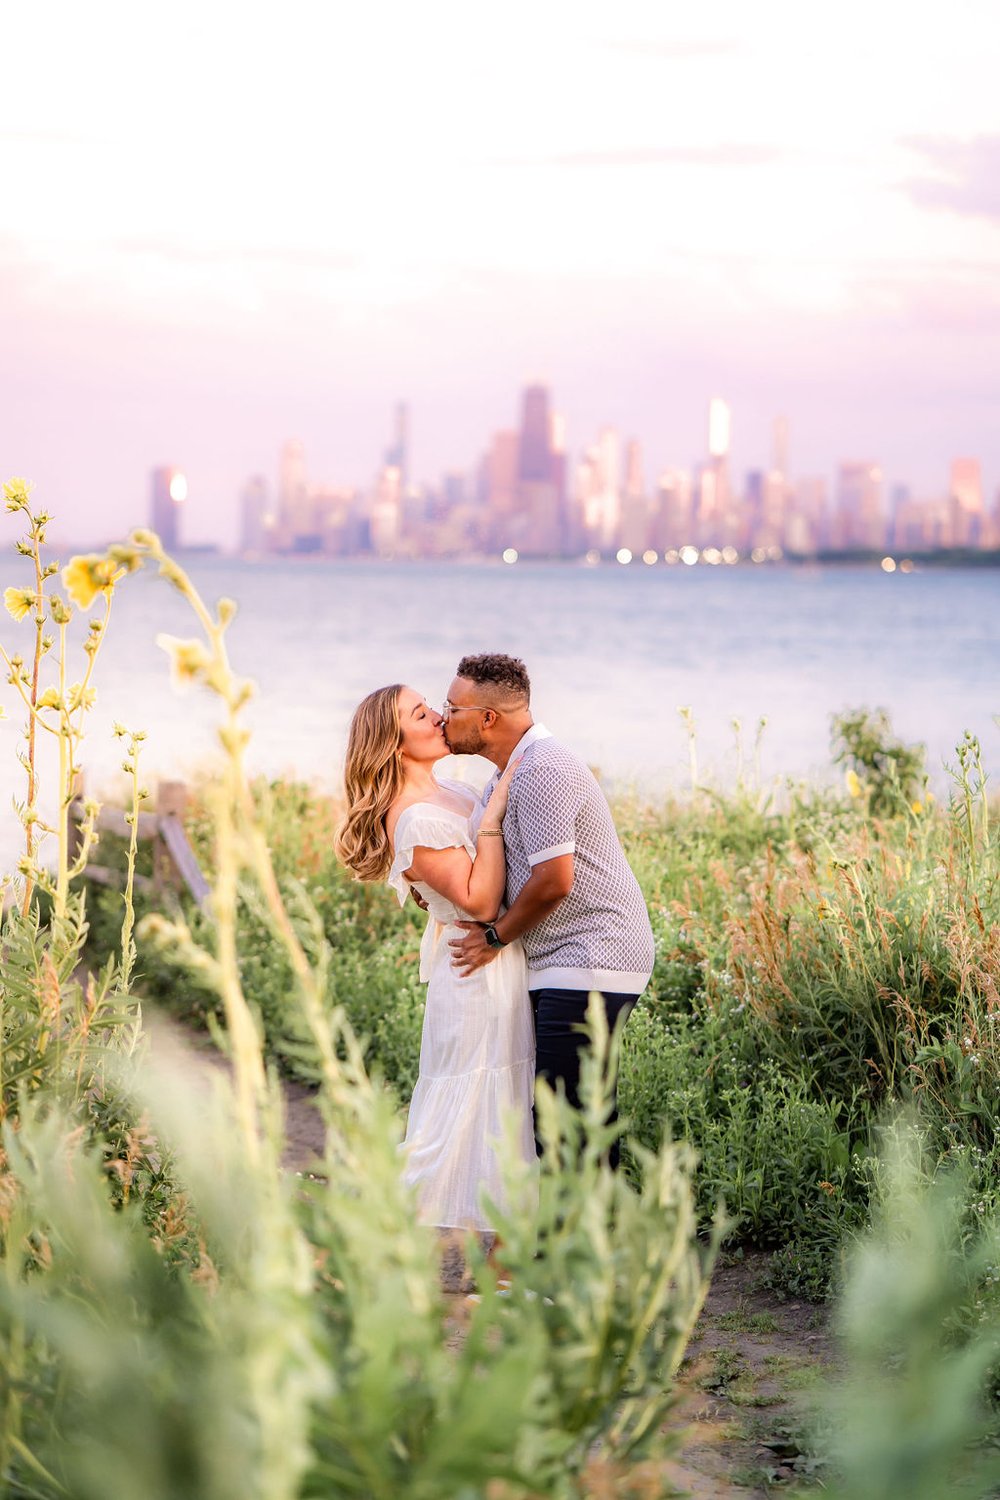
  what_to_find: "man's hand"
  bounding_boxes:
[409,885,429,911]
[449,920,501,976]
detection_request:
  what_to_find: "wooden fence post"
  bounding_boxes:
[66,770,86,870]
[154,781,188,897]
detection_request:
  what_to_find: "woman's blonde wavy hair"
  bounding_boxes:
[335,683,406,881]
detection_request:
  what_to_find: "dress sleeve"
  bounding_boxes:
[386,808,476,906]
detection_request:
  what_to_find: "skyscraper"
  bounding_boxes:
[949,458,984,547]
[517,384,552,482]
[239,475,271,554]
[700,397,733,543]
[150,466,185,552]
[278,440,309,539]
[708,398,731,460]
[834,463,883,549]
[384,402,410,494]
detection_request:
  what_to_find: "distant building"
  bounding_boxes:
[619,439,650,553]
[518,384,552,482]
[949,458,984,547]
[370,465,402,556]
[384,402,410,494]
[833,462,883,549]
[150,466,185,552]
[700,397,733,544]
[278,439,309,541]
[239,474,271,554]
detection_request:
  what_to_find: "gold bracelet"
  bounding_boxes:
[477,828,503,838]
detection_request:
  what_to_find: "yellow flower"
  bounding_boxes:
[911,800,923,815]
[155,633,211,691]
[845,768,863,799]
[3,477,32,511]
[67,682,97,712]
[4,587,37,621]
[36,687,63,711]
[62,554,123,609]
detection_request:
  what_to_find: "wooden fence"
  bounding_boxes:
[69,778,210,909]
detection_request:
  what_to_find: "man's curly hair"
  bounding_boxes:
[455,653,531,703]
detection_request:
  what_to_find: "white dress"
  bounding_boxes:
[387,789,536,1233]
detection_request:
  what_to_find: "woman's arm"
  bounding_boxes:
[405,823,505,921]
[403,758,520,921]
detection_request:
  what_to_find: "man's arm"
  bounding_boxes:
[449,853,573,976]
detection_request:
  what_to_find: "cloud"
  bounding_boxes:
[901,135,1000,222]
[506,144,781,170]
[600,38,744,61]
[112,238,361,273]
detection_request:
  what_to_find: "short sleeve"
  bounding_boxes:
[386,807,475,905]
[510,757,587,868]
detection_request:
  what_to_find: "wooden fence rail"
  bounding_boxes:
[69,778,210,909]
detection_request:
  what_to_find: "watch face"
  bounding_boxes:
[485,924,502,948]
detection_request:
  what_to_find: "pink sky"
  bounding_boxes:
[3,0,1000,545]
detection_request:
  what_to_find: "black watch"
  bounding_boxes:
[483,922,506,949]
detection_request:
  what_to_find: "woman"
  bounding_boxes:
[336,684,535,1237]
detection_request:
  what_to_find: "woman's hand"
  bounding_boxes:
[481,755,522,829]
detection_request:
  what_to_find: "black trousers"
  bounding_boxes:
[529,987,637,1169]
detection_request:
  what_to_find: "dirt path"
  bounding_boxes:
[661,1252,833,1496]
[169,1021,834,1495]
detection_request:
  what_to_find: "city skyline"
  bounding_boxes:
[222,386,997,563]
[4,1,1000,545]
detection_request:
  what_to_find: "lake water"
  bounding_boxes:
[1,558,997,874]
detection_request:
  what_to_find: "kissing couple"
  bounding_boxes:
[336,653,654,1241]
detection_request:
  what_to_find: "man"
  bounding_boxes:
[444,653,654,1166]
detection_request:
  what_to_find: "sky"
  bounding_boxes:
[3,0,1000,546]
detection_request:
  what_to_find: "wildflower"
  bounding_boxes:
[62,554,122,609]
[107,543,144,573]
[911,800,923,815]
[3,477,32,511]
[67,682,96,712]
[4,587,37,621]
[49,593,72,625]
[36,688,63,711]
[845,768,863,798]
[217,596,238,627]
[155,633,212,691]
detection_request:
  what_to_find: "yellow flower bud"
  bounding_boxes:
[155,633,212,691]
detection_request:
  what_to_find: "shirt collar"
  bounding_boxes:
[483,723,551,793]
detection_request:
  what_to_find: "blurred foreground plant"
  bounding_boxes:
[819,1118,1000,1500]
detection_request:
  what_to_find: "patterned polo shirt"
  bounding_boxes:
[482,724,655,994]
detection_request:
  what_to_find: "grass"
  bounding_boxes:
[79,727,1000,1311]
